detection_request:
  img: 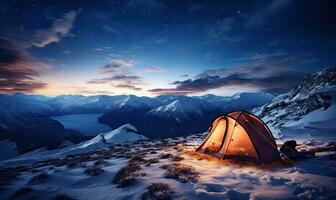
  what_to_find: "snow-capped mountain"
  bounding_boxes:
[254,68,336,141]
[0,124,146,164]
[100,92,274,138]
[0,93,89,154]
[0,91,273,155]
[75,124,147,150]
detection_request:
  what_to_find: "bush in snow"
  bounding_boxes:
[112,162,141,187]
[145,158,160,167]
[10,187,33,200]
[142,183,174,200]
[150,150,157,154]
[93,159,107,166]
[159,153,172,159]
[164,163,198,183]
[171,155,184,162]
[84,166,104,176]
[129,155,147,163]
[28,173,49,184]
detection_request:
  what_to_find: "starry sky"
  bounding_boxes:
[0,0,335,96]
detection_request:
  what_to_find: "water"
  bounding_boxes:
[52,114,112,136]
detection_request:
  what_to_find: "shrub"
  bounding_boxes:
[171,156,184,162]
[93,159,107,166]
[84,166,104,176]
[112,162,141,187]
[129,155,147,163]
[159,153,172,159]
[145,158,160,167]
[28,173,49,184]
[142,183,174,200]
[164,163,198,183]
[10,187,33,200]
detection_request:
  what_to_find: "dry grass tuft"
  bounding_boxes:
[142,183,174,200]
[164,163,198,183]
[159,153,172,159]
[84,166,104,176]
[93,159,107,166]
[145,158,160,167]
[112,162,141,187]
[171,156,184,162]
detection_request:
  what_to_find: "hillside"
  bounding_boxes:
[254,68,336,141]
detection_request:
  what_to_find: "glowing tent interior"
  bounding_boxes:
[196,111,281,163]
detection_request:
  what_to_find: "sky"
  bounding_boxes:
[0,0,335,97]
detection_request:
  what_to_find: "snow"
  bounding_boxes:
[78,124,147,149]
[0,124,147,167]
[284,105,336,130]
[0,139,18,161]
[0,136,335,200]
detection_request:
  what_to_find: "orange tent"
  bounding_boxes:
[196,111,281,163]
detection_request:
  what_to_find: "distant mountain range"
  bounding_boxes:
[1,68,336,159]
[0,92,273,153]
[98,93,274,138]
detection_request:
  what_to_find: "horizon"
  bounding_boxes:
[2,90,273,98]
[1,0,335,97]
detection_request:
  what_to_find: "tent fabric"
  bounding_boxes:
[196,111,281,163]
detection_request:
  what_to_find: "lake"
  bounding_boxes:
[52,113,112,136]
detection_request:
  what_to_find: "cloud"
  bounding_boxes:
[247,0,290,27]
[99,59,135,74]
[93,46,113,52]
[149,55,307,95]
[115,84,142,91]
[75,89,113,95]
[88,74,142,84]
[88,59,143,91]
[0,9,81,93]
[208,17,243,42]
[33,9,81,47]
[0,38,49,93]
[143,66,166,73]
[102,25,120,34]
[153,38,167,44]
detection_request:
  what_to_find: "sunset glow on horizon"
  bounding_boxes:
[1,0,335,97]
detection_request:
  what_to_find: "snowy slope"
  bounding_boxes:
[254,68,336,141]
[75,124,147,150]
[0,136,335,200]
[0,124,146,167]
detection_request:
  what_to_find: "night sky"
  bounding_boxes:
[0,0,335,96]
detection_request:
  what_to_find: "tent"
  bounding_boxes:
[196,111,281,163]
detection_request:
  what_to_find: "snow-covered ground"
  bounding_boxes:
[0,133,335,200]
[0,124,147,168]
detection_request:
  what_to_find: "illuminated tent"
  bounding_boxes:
[196,111,281,163]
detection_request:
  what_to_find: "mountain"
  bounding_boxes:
[0,94,90,154]
[75,124,147,150]
[0,91,273,155]
[254,68,336,141]
[99,92,274,138]
[0,124,146,164]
